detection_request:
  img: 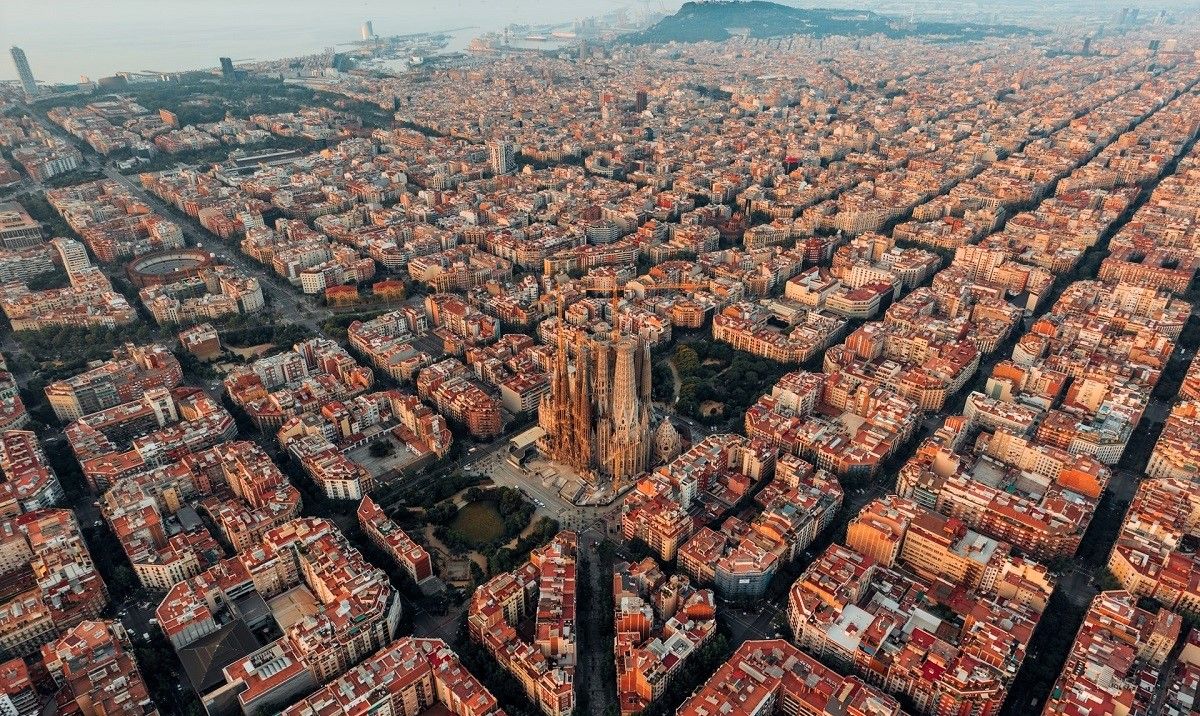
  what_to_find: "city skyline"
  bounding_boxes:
[0,2,1198,716]
[0,0,639,84]
[3,1,1193,84]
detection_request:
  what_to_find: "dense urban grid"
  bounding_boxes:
[1,2,1199,716]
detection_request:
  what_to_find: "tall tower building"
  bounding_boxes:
[488,139,515,176]
[50,238,91,278]
[9,47,37,97]
[361,21,375,41]
[538,329,653,488]
[219,57,235,78]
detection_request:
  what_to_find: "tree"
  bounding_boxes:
[487,547,514,574]
[368,440,394,458]
[673,345,701,375]
[426,502,458,525]
[497,487,525,516]
[24,269,70,291]
[469,561,486,585]
[111,565,138,594]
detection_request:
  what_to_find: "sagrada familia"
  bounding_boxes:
[538,329,654,488]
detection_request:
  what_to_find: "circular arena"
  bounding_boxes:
[126,248,214,287]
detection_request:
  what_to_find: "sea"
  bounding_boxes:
[0,0,643,85]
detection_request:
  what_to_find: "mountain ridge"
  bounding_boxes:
[625,1,1036,45]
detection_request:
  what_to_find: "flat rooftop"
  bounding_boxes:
[267,585,320,631]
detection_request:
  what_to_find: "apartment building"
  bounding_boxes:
[281,637,502,716]
[0,430,61,516]
[788,543,1041,716]
[678,455,842,601]
[468,532,576,716]
[846,495,1054,610]
[1108,476,1200,615]
[357,496,433,584]
[41,620,158,716]
[0,203,41,250]
[45,343,183,422]
[1043,591,1183,716]
[416,359,502,439]
[66,388,237,493]
[677,639,901,716]
[613,559,715,715]
[157,517,402,715]
[0,510,108,660]
[745,370,918,478]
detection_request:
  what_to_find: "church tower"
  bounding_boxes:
[538,325,654,488]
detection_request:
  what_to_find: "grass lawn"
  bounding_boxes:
[450,501,505,546]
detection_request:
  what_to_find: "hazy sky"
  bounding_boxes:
[0,0,642,83]
[3,0,1188,83]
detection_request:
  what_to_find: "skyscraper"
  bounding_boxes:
[9,47,37,97]
[219,57,235,78]
[538,329,654,488]
[361,21,375,41]
[488,139,515,176]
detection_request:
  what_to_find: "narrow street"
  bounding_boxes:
[575,529,616,716]
[999,117,1200,716]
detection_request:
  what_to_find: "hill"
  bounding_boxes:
[625,1,1034,44]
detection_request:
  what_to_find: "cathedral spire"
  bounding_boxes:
[571,331,591,472]
[639,340,652,403]
[538,326,652,489]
